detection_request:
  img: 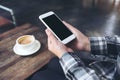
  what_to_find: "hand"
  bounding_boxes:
[45,29,73,58]
[63,21,90,52]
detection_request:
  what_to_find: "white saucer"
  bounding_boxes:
[13,40,41,56]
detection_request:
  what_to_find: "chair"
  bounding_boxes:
[0,5,17,33]
[0,5,17,26]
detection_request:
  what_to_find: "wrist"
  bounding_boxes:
[83,37,91,52]
[58,49,73,58]
[58,51,67,58]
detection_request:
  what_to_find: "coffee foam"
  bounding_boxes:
[18,35,34,45]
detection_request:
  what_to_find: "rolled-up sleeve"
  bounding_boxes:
[59,52,100,80]
[90,37,108,55]
[90,36,120,58]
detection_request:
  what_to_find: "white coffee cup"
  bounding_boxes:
[13,35,41,56]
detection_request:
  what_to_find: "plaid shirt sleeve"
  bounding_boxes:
[90,35,120,58]
[90,37,108,56]
[60,53,100,80]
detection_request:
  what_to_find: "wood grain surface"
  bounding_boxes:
[0,23,54,80]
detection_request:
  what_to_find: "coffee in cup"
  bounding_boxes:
[17,35,34,45]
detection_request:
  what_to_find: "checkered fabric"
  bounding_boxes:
[60,36,120,80]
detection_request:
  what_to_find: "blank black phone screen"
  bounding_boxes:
[43,14,72,40]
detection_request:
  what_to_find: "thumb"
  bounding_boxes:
[45,29,57,42]
[45,29,51,36]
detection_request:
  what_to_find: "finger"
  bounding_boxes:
[62,21,79,34]
[45,29,51,36]
[67,48,73,52]
[45,29,55,39]
[45,29,58,44]
[45,29,51,46]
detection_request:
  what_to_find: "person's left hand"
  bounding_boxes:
[45,29,73,58]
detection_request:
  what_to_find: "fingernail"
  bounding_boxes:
[45,29,48,34]
[62,21,65,23]
[45,29,49,32]
[46,29,51,36]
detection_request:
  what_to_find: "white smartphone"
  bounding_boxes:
[39,11,76,44]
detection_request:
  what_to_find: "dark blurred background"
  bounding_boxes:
[1,0,120,36]
[1,0,120,79]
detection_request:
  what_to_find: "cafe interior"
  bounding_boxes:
[0,0,120,80]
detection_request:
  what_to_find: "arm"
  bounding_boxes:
[45,27,100,80]
[59,52,100,80]
[45,22,118,80]
[64,21,120,58]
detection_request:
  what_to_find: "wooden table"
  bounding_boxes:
[0,23,54,80]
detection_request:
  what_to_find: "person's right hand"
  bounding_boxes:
[63,21,90,52]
